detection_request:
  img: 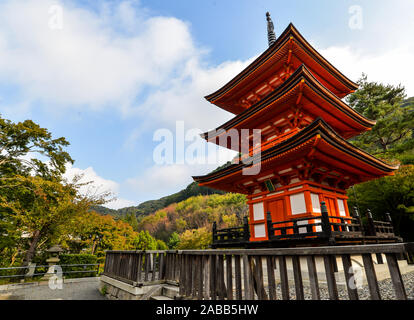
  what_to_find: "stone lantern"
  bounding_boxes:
[43,244,64,280]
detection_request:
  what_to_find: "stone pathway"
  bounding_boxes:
[0,278,106,300]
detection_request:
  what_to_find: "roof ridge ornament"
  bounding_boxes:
[266,12,276,47]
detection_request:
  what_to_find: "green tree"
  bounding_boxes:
[0,116,73,179]
[122,212,139,231]
[156,239,168,250]
[347,165,414,241]
[346,74,414,157]
[133,231,157,250]
[167,232,180,249]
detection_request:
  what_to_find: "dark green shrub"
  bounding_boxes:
[59,254,98,278]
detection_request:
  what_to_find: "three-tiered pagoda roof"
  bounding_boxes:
[205,23,359,115]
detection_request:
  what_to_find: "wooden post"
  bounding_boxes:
[386,213,395,235]
[385,253,407,300]
[353,206,365,244]
[292,220,299,236]
[212,221,217,244]
[366,209,376,236]
[243,255,254,300]
[266,211,273,240]
[243,216,250,242]
[306,255,320,300]
[321,201,334,244]
[362,253,381,300]
[353,206,363,231]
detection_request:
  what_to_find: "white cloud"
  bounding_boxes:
[0,0,197,112]
[63,164,135,210]
[125,144,237,198]
[320,45,414,96]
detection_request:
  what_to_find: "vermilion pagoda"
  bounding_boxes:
[193,14,400,248]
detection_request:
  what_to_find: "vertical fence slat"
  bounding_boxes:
[175,253,180,282]
[144,253,150,282]
[192,255,198,297]
[306,255,320,300]
[385,253,407,300]
[165,253,170,280]
[341,254,359,300]
[226,255,233,300]
[292,256,304,300]
[362,253,381,300]
[279,256,289,300]
[253,256,267,300]
[151,253,156,281]
[243,255,254,300]
[210,255,217,300]
[158,252,164,280]
[187,255,193,297]
[197,255,204,300]
[266,256,277,300]
[323,255,339,300]
[203,255,210,300]
[217,255,225,300]
[136,253,142,282]
[235,255,242,300]
[179,254,185,296]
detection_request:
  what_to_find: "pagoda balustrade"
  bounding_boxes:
[212,201,399,248]
[212,217,250,246]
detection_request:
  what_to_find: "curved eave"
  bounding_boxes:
[202,65,375,142]
[205,23,358,109]
[193,118,397,186]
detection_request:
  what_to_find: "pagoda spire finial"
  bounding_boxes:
[266,12,276,47]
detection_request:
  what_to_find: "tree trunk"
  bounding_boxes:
[22,230,41,268]
[91,240,97,255]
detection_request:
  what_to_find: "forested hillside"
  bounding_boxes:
[136,193,248,249]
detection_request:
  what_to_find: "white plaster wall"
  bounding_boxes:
[290,192,306,215]
[311,193,321,213]
[338,199,346,216]
[253,202,264,221]
[254,223,266,238]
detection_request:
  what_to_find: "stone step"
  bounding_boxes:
[150,295,173,300]
[162,285,179,299]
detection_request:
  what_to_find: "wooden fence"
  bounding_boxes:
[103,242,414,300]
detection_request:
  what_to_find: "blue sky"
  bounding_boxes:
[0,0,413,208]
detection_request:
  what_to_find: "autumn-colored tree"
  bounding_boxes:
[177,227,211,250]
[136,193,248,244]
[1,175,108,266]
[66,210,137,256]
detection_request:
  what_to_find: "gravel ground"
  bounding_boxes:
[0,279,106,300]
[275,271,414,300]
